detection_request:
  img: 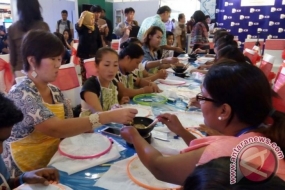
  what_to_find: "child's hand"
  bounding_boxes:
[120,96,130,104]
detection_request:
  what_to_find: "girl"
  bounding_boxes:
[115,43,162,98]
[80,47,129,113]
[63,29,74,50]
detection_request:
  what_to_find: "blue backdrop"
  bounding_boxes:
[215,0,285,43]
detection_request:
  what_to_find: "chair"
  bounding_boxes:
[0,55,13,93]
[243,39,264,50]
[50,63,81,107]
[84,58,97,79]
[111,39,120,53]
[274,60,285,85]
[259,54,275,81]
[264,39,285,69]
[274,66,285,102]
[243,48,260,65]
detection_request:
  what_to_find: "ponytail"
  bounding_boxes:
[119,43,144,60]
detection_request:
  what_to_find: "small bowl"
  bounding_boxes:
[174,72,186,78]
[173,66,187,73]
[131,117,155,136]
[126,133,152,147]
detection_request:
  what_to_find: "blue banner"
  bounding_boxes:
[215,0,285,43]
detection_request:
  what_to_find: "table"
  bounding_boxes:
[59,68,202,190]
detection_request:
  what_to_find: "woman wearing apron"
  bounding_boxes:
[2,31,137,176]
[80,47,130,115]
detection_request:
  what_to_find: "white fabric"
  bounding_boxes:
[0,70,6,93]
[0,54,9,63]
[61,86,82,107]
[15,183,72,190]
[48,144,120,175]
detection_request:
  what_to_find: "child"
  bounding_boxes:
[0,93,60,189]
[161,31,174,59]
[80,47,129,113]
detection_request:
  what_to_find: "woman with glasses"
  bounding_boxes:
[121,61,285,185]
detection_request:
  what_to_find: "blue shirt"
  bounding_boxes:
[142,45,159,73]
[0,157,9,185]
[137,15,166,46]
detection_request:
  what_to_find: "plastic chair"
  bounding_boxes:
[244,39,264,50]
[243,48,260,65]
[84,58,98,78]
[111,39,120,53]
[264,39,285,69]
[0,56,13,93]
[259,54,275,81]
[274,67,285,102]
[274,61,285,85]
[50,63,81,107]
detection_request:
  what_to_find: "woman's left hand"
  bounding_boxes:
[151,83,162,93]
[23,168,60,185]
[120,126,140,144]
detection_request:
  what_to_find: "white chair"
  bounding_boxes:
[71,43,80,75]
[0,54,9,63]
[259,54,275,79]
[0,55,13,93]
[264,39,285,70]
[243,48,260,65]
[84,58,97,79]
[111,39,120,53]
[50,63,81,107]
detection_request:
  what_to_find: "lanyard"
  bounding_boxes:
[235,126,257,137]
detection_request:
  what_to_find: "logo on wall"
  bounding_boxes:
[248,22,259,26]
[238,28,249,33]
[240,15,250,20]
[224,2,234,6]
[232,8,241,13]
[216,9,225,13]
[259,15,270,19]
[269,21,280,26]
[231,22,240,26]
[281,14,285,19]
[278,28,285,33]
[271,7,282,12]
[257,28,268,32]
[223,15,232,20]
[250,8,261,13]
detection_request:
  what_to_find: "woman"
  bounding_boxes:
[2,30,137,176]
[174,14,187,54]
[142,26,180,74]
[81,47,129,113]
[63,29,74,50]
[190,10,209,54]
[9,0,49,77]
[76,11,102,84]
[120,37,167,81]
[115,43,162,98]
[121,61,285,185]
[53,32,71,64]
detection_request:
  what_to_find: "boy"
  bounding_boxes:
[161,31,174,59]
[0,93,59,189]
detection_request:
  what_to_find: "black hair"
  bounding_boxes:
[120,37,142,49]
[17,0,43,32]
[61,10,68,14]
[178,13,185,21]
[157,6,171,14]
[124,7,135,14]
[0,93,23,128]
[205,15,210,19]
[0,26,5,32]
[53,32,68,49]
[63,29,72,41]
[143,26,163,49]
[193,10,209,31]
[184,157,285,190]
[213,29,228,43]
[90,5,102,13]
[215,34,245,62]
[22,30,65,72]
[119,43,144,60]
[102,9,106,13]
[204,62,285,154]
[166,31,174,38]
[95,47,118,65]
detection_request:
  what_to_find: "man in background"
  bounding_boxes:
[56,10,74,38]
[101,9,113,46]
[0,35,9,54]
[186,16,195,34]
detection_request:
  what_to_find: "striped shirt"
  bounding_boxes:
[113,71,138,89]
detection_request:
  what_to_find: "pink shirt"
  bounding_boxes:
[181,132,285,180]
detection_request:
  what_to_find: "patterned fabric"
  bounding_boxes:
[174,24,187,49]
[190,22,209,46]
[137,15,166,46]
[142,45,159,74]
[200,0,216,19]
[80,58,87,85]
[113,71,138,89]
[2,77,73,176]
[100,82,119,111]
[133,63,145,78]
[161,49,174,59]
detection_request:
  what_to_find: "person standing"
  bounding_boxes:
[56,10,74,38]
[174,13,187,55]
[186,16,195,34]
[101,9,113,46]
[137,6,184,54]
[164,19,175,32]
[8,0,50,77]
[90,5,109,47]
[75,11,103,84]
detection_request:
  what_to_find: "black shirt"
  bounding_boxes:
[80,76,101,101]
[102,16,113,42]
[75,24,103,59]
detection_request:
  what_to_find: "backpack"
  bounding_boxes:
[57,20,71,31]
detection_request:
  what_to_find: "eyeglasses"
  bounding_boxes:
[196,92,217,104]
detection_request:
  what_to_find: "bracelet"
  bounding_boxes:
[19,172,25,185]
[89,113,103,130]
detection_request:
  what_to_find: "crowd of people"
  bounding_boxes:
[0,0,285,189]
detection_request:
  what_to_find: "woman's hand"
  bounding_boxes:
[23,168,59,186]
[120,126,141,144]
[143,83,162,93]
[108,108,137,124]
[157,69,168,79]
[188,97,200,108]
[174,47,185,53]
[163,57,179,64]
[120,96,130,104]
[194,48,206,54]
[157,113,186,135]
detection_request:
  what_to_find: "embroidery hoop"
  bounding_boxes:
[127,156,181,190]
[58,133,113,159]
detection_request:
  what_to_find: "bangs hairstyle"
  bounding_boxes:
[143,26,163,48]
[95,47,118,65]
[22,30,65,72]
